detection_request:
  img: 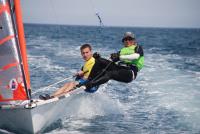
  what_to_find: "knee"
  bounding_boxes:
[64,82,74,87]
[64,83,70,87]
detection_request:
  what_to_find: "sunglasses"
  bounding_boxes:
[122,37,133,42]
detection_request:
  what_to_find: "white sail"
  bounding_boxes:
[0,0,28,103]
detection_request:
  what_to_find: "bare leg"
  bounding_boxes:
[52,81,77,97]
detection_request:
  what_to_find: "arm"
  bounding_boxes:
[120,53,140,60]
[76,70,85,77]
[120,45,144,61]
[74,66,89,80]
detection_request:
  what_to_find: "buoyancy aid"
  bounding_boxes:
[120,45,144,70]
[82,57,95,78]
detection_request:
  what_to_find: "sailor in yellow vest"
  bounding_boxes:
[39,44,99,99]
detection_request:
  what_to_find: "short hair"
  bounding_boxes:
[80,44,92,51]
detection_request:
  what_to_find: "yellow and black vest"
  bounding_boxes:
[82,57,95,78]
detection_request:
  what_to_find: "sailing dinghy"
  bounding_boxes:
[0,0,85,133]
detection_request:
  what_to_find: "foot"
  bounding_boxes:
[39,94,52,100]
[76,83,84,88]
[76,82,93,89]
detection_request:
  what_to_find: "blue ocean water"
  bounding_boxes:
[2,24,200,134]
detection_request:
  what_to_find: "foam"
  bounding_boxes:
[141,53,200,128]
[0,129,14,134]
[61,91,123,119]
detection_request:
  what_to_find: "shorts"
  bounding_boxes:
[76,78,99,93]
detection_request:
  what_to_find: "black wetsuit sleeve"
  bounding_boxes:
[135,45,144,56]
[88,58,114,80]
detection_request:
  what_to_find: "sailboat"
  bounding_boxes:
[0,0,85,133]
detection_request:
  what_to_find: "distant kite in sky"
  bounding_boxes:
[95,12,104,26]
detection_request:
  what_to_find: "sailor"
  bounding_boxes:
[81,32,144,89]
[74,44,99,93]
[111,31,144,79]
[39,44,99,100]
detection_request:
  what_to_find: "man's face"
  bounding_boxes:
[123,37,135,47]
[81,47,92,61]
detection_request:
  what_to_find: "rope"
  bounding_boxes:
[32,76,73,95]
[32,70,89,95]
[90,59,113,83]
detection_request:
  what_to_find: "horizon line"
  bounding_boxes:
[23,22,200,30]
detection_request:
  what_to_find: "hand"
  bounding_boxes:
[75,71,84,77]
[110,53,120,62]
[93,52,101,59]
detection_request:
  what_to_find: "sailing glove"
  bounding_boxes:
[110,52,120,62]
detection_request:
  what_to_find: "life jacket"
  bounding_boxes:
[120,44,144,70]
[82,57,95,78]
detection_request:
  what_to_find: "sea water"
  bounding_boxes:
[1,24,200,134]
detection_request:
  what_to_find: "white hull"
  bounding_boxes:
[0,87,85,134]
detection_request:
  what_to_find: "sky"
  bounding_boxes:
[21,0,200,28]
